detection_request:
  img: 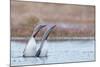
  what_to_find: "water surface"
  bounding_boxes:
[11,39,95,66]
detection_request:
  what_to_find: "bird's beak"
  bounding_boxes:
[39,25,46,29]
[51,25,56,29]
[33,25,46,37]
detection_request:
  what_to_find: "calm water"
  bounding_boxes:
[11,39,95,66]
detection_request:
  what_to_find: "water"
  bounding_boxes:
[11,39,95,66]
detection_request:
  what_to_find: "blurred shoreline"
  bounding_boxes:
[11,1,95,39]
[11,37,95,41]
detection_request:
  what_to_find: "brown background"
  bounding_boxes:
[11,0,95,38]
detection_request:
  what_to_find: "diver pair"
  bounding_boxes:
[23,24,56,57]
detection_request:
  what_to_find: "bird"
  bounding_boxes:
[35,25,56,57]
[23,25,46,57]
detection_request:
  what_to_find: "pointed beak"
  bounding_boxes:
[50,25,56,29]
[39,25,46,29]
[33,25,46,37]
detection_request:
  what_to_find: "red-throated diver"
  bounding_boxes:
[23,25,46,57]
[35,25,56,57]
